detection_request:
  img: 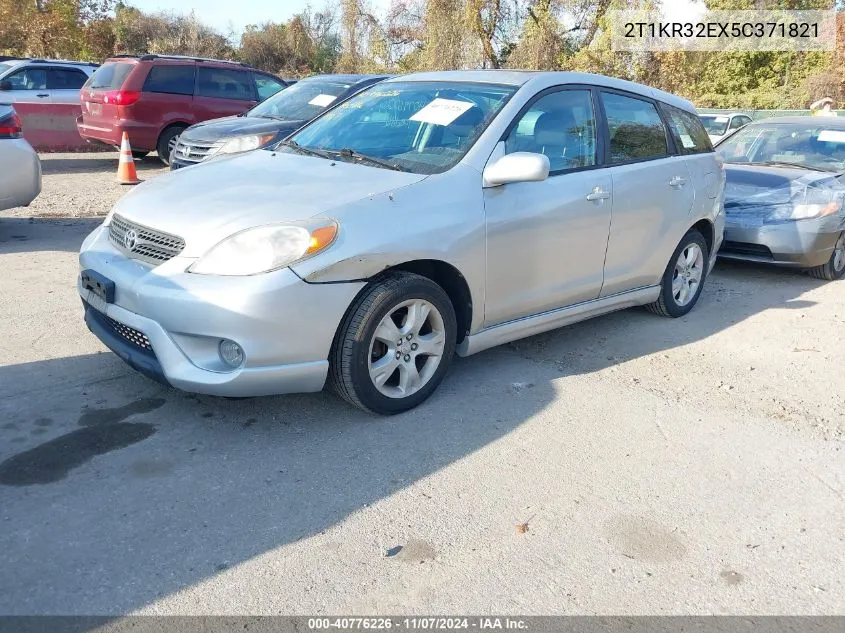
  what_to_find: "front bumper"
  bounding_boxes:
[79,225,365,397]
[719,215,845,268]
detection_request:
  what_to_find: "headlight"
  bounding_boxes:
[189,220,338,276]
[217,133,276,155]
[790,201,842,220]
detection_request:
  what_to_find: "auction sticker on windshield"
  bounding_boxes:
[817,130,845,143]
[308,94,337,107]
[410,98,474,126]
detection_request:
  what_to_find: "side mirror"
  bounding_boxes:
[483,152,550,187]
[0,81,11,91]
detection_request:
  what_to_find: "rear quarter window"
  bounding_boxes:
[662,104,713,155]
[87,62,134,89]
[142,65,196,95]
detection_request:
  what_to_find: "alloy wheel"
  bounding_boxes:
[368,299,446,399]
[672,243,704,307]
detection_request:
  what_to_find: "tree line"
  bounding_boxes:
[0,0,842,109]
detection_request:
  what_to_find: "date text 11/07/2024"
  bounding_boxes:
[307,617,529,630]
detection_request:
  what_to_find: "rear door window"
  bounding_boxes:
[47,68,88,90]
[197,68,254,100]
[142,65,196,95]
[86,62,134,89]
[662,104,713,155]
[601,91,668,164]
[5,68,47,90]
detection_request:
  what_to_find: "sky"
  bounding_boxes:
[128,0,702,41]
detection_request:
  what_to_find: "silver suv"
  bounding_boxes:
[0,58,98,104]
[79,70,725,414]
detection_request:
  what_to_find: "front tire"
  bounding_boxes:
[329,272,457,414]
[807,232,845,281]
[646,229,709,318]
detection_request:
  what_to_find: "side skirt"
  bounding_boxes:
[457,285,661,357]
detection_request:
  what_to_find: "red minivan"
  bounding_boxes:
[77,54,288,164]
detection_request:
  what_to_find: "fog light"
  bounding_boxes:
[219,339,245,368]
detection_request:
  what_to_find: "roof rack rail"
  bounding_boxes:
[111,54,140,59]
[137,54,252,67]
[28,58,100,67]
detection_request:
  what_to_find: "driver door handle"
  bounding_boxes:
[36,93,50,98]
[586,186,611,202]
[669,176,687,187]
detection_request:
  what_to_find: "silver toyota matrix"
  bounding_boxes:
[79,71,725,414]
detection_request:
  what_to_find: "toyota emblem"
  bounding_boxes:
[124,229,138,251]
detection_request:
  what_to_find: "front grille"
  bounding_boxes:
[101,313,154,355]
[109,214,185,265]
[172,138,223,164]
[721,241,774,259]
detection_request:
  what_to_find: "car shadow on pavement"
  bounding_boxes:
[39,154,167,176]
[0,253,827,618]
[0,217,101,254]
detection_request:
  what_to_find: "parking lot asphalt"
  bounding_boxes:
[0,155,844,616]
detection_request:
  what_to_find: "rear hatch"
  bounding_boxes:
[80,60,137,125]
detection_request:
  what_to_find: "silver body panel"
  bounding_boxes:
[721,217,843,268]
[0,60,95,105]
[79,70,723,397]
[0,133,41,211]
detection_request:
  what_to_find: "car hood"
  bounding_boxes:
[723,163,845,226]
[112,150,427,257]
[180,116,307,143]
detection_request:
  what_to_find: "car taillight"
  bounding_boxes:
[0,112,22,138]
[103,90,140,106]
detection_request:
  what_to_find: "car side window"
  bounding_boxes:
[142,65,196,95]
[5,68,47,90]
[729,116,747,130]
[663,104,713,155]
[505,89,597,172]
[254,74,285,101]
[198,68,254,100]
[47,68,88,90]
[601,92,667,164]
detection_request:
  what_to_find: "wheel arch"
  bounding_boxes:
[334,259,473,345]
[690,217,715,257]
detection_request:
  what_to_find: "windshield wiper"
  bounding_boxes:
[753,160,819,171]
[278,140,333,159]
[327,148,408,172]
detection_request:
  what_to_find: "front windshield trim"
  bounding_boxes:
[283,80,518,175]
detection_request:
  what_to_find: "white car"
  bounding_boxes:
[0,104,41,210]
[699,112,752,144]
[0,58,98,105]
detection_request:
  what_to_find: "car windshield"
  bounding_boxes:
[717,124,845,173]
[699,115,730,136]
[283,81,517,175]
[250,80,352,121]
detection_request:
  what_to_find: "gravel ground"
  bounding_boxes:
[3,151,168,218]
[0,154,844,616]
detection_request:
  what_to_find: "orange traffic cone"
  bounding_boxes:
[116,132,141,185]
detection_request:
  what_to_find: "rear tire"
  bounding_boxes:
[156,126,185,166]
[807,232,845,281]
[646,229,709,318]
[329,272,457,415]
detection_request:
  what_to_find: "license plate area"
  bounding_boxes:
[80,269,115,313]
